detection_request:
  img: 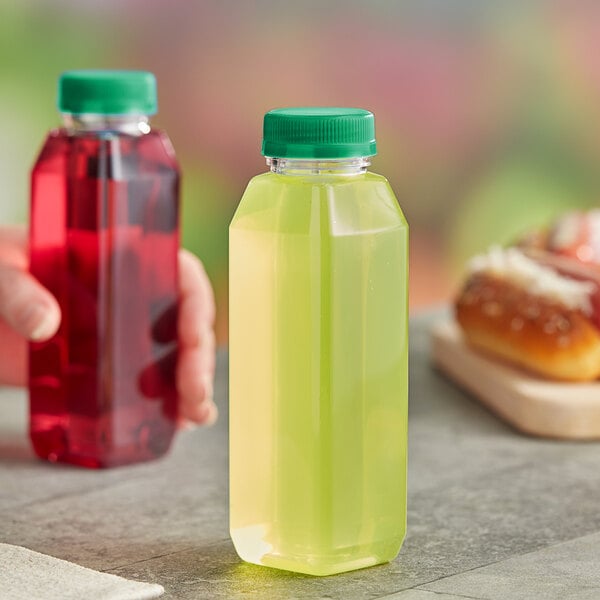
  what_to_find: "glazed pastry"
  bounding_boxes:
[456,247,600,381]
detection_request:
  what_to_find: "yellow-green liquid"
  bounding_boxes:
[229,170,408,576]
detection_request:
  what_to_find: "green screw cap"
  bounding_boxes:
[58,70,158,115]
[262,107,377,159]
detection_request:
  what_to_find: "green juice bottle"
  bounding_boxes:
[229,108,408,576]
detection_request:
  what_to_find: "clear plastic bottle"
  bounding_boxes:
[29,70,180,468]
[229,108,408,575]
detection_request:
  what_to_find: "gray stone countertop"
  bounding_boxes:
[2,310,600,599]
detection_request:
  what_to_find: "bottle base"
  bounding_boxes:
[30,423,174,469]
[231,525,403,576]
[255,552,383,577]
[31,448,171,469]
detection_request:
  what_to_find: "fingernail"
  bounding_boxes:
[192,400,218,426]
[203,402,218,426]
[29,306,57,341]
[199,323,213,346]
[178,419,199,432]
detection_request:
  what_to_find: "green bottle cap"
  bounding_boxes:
[262,107,377,159]
[58,70,158,115]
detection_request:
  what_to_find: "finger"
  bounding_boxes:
[0,320,27,386]
[0,264,61,341]
[177,329,216,411]
[178,249,215,348]
[178,402,218,430]
[0,225,27,268]
[177,342,217,425]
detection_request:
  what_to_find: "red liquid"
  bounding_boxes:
[29,128,180,468]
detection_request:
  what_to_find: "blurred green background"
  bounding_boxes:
[3,0,600,342]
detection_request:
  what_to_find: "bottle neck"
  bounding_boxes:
[267,157,370,176]
[61,113,151,136]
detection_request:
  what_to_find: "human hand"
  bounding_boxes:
[0,225,217,426]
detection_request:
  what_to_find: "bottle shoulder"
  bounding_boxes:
[232,171,407,233]
[239,170,400,205]
[32,129,179,175]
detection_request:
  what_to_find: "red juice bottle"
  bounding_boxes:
[29,70,180,468]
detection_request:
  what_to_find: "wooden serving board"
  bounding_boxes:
[431,319,600,440]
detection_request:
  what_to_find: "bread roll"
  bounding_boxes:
[455,248,600,381]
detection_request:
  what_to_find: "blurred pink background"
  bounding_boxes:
[3,0,600,342]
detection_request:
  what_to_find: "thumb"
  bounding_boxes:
[0,264,61,341]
